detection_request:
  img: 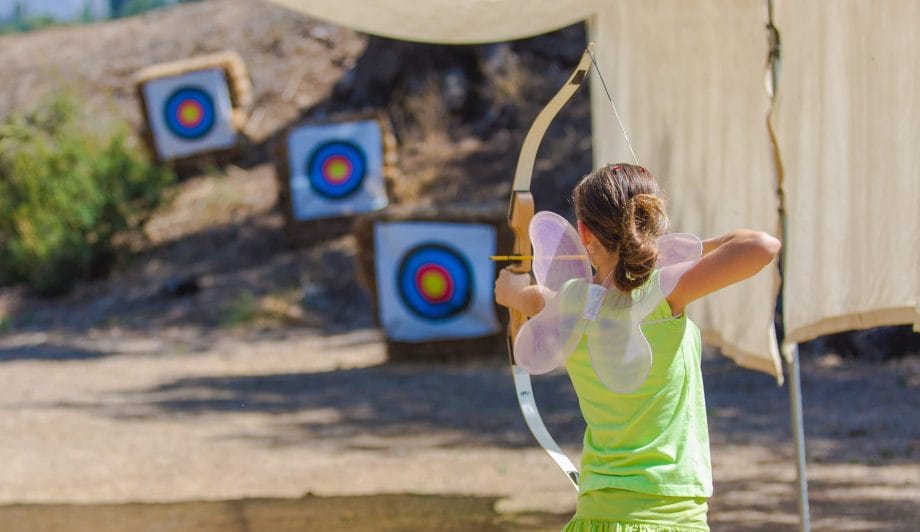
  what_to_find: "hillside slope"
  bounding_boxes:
[0,0,365,142]
[0,0,592,338]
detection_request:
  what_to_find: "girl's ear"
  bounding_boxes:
[576,220,592,247]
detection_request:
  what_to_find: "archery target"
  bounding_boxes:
[141,68,237,160]
[287,120,388,220]
[397,244,473,320]
[375,222,500,342]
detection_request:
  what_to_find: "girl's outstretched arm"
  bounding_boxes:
[667,229,781,316]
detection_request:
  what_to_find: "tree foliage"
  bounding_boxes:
[0,94,174,295]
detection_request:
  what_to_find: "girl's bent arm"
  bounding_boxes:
[494,269,548,317]
[667,229,781,316]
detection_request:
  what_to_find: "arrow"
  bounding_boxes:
[490,254,587,262]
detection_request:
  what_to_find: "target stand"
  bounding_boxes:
[273,112,398,247]
[354,203,513,361]
[134,51,252,166]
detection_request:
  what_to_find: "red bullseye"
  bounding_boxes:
[321,155,353,184]
[415,264,453,304]
[177,100,205,127]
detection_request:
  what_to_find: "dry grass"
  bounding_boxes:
[144,164,278,245]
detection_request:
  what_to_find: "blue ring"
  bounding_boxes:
[307,141,367,200]
[163,86,216,140]
[397,243,473,321]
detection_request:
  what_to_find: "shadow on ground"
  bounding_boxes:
[0,494,570,532]
[33,349,917,464]
[0,343,111,363]
[703,352,917,466]
[708,477,919,532]
[66,363,586,449]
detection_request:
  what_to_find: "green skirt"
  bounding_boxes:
[562,488,709,532]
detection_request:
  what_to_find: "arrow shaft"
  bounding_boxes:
[490,255,587,262]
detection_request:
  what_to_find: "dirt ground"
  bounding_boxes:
[0,326,916,531]
[0,164,912,530]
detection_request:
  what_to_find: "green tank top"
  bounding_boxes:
[564,287,712,498]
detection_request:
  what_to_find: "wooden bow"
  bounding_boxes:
[503,43,595,489]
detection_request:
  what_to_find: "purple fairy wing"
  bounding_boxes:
[529,211,592,292]
[514,279,590,374]
[513,212,593,374]
[656,233,703,296]
[587,233,703,393]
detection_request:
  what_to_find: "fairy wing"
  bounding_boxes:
[587,233,703,393]
[656,233,705,295]
[513,212,593,374]
[529,211,593,291]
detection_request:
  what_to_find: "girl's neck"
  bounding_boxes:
[592,254,618,286]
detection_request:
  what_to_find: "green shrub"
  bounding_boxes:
[111,0,204,19]
[0,15,56,35]
[0,94,174,295]
[217,290,258,327]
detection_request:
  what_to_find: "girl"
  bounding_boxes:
[494,163,781,531]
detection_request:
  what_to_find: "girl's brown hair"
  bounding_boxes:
[572,163,669,292]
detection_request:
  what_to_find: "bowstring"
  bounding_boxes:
[586,47,640,165]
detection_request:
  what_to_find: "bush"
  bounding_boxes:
[0,94,174,295]
[0,15,56,35]
[111,0,204,19]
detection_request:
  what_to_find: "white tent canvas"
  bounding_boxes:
[588,0,782,378]
[771,0,920,344]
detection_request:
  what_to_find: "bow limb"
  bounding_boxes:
[506,42,594,340]
[503,43,594,490]
[513,42,595,192]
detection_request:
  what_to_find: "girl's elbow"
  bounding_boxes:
[753,232,782,263]
[766,233,782,257]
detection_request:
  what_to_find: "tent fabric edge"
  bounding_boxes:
[263,0,598,45]
[786,307,918,346]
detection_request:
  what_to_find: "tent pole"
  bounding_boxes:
[765,0,810,528]
[784,342,811,532]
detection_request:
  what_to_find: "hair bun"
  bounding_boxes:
[614,194,669,291]
[572,163,671,292]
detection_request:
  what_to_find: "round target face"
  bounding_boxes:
[163,86,217,140]
[397,243,474,321]
[307,141,367,199]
